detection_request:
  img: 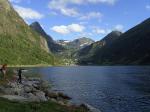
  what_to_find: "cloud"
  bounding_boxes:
[114,24,124,31]
[92,27,110,34]
[146,5,150,10]
[9,0,31,4]
[92,24,123,35]
[48,0,80,17]
[51,24,85,34]
[87,0,118,5]
[48,0,118,17]
[60,8,79,17]
[79,12,103,20]
[9,0,22,3]
[51,25,70,34]
[93,28,106,34]
[13,5,44,20]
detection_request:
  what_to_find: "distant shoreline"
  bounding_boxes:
[7,64,150,68]
[8,64,53,67]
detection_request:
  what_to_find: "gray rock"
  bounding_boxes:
[1,95,28,102]
[57,101,65,105]
[58,92,71,100]
[3,88,18,95]
[50,98,57,102]
[24,85,33,93]
[27,93,40,102]
[28,78,41,82]
[0,86,6,94]
[3,88,13,95]
[23,81,34,87]
[32,84,39,89]
[35,91,47,102]
[39,81,50,91]
[47,91,58,99]
[81,104,101,112]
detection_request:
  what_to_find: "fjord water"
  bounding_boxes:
[30,66,150,112]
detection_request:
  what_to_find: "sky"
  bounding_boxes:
[9,0,150,41]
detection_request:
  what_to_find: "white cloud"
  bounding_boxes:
[9,0,22,3]
[9,0,31,4]
[92,27,110,34]
[48,0,80,17]
[51,25,70,34]
[93,29,106,34]
[87,0,117,5]
[51,24,85,34]
[48,0,118,17]
[68,24,85,32]
[13,5,44,20]
[92,24,124,35]
[79,12,103,20]
[146,5,150,10]
[60,8,79,17]
[114,24,124,31]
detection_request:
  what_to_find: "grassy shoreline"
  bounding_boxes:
[0,98,87,112]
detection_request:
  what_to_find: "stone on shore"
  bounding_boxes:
[0,77,49,102]
[35,91,47,102]
[1,95,28,102]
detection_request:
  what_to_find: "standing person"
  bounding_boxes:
[17,68,23,84]
[0,64,7,79]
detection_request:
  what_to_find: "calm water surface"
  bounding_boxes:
[29,66,150,112]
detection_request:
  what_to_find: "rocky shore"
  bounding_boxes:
[0,73,101,112]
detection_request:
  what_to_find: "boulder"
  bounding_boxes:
[35,91,47,102]
[46,91,58,99]
[24,85,33,93]
[0,86,6,94]
[58,92,71,100]
[28,78,41,82]
[32,83,39,89]
[80,103,101,112]
[23,81,34,87]
[27,93,40,102]
[39,80,50,91]
[1,95,28,102]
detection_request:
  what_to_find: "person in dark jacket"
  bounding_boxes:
[17,68,23,84]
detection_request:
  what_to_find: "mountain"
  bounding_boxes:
[78,18,150,65]
[30,22,64,53]
[0,0,54,65]
[57,37,94,49]
[76,31,122,58]
[69,37,94,49]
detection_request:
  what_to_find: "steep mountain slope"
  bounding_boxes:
[0,0,54,65]
[30,22,64,53]
[76,31,122,58]
[78,18,150,65]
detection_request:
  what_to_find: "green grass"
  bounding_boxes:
[0,98,87,112]
[0,0,55,65]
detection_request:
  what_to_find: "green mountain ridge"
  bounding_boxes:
[77,18,150,65]
[0,0,54,65]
